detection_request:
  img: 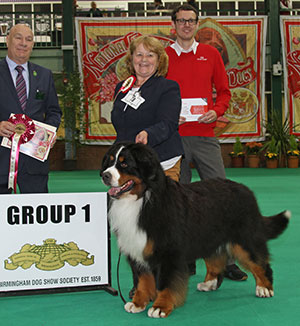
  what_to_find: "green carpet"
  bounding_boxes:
[0,168,299,325]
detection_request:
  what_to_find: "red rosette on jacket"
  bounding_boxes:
[8,114,35,193]
[113,75,136,102]
[120,75,136,93]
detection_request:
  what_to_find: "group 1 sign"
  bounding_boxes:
[0,192,116,296]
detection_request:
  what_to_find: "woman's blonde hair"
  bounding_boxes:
[120,35,169,80]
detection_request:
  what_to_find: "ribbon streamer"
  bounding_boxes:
[8,114,35,193]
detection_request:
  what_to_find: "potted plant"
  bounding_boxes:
[262,110,291,167]
[264,136,279,168]
[287,135,300,168]
[245,141,262,168]
[57,70,87,170]
[229,136,245,167]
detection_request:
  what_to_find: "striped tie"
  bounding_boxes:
[15,65,27,111]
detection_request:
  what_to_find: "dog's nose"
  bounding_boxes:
[102,171,112,185]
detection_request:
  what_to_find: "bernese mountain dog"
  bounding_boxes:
[100,141,290,318]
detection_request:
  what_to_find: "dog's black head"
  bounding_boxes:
[100,142,164,199]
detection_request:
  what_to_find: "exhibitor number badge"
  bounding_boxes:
[121,90,145,110]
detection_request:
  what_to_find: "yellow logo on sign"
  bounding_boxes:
[4,239,94,271]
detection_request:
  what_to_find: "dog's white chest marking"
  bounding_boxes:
[109,195,148,267]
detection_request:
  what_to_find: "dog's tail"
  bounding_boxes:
[264,210,291,240]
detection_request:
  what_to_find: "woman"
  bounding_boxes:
[112,35,184,181]
[112,35,184,298]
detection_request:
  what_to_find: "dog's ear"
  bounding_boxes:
[128,143,163,182]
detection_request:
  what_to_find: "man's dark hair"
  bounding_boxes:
[171,4,199,22]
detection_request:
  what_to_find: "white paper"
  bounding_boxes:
[1,119,57,162]
[181,98,208,121]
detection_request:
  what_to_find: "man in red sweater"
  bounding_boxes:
[166,4,247,281]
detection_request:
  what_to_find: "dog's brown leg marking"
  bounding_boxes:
[171,272,188,307]
[197,255,227,292]
[150,272,188,317]
[151,288,177,318]
[231,244,273,291]
[132,273,156,308]
[204,254,227,282]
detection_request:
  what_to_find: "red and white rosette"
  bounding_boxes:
[113,75,136,102]
[120,75,136,93]
[8,114,35,193]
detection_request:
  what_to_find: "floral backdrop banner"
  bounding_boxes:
[280,16,300,136]
[75,16,267,144]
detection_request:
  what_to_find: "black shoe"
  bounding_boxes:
[188,262,196,276]
[224,264,248,281]
[129,286,136,299]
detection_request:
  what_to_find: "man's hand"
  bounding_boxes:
[198,110,217,124]
[135,130,148,144]
[0,121,15,138]
[179,116,186,125]
[50,135,57,148]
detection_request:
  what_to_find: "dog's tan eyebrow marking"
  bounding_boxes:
[110,155,114,161]
[119,156,125,162]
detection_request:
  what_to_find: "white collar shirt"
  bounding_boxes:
[170,40,199,56]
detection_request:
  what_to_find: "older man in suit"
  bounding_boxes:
[0,24,62,194]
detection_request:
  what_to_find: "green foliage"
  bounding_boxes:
[58,71,85,134]
[56,70,89,160]
[56,70,91,156]
[229,136,245,157]
[288,134,298,151]
[262,110,291,160]
[265,136,278,153]
[287,135,300,156]
[233,136,243,153]
[264,137,278,160]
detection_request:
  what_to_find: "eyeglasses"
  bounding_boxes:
[175,18,197,25]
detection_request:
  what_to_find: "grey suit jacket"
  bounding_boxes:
[0,58,62,176]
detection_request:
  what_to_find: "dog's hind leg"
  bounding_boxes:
[125,272,156,313]
[197,254,227,292]
[231,244,274,298]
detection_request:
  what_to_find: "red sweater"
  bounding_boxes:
[166,43,231,137]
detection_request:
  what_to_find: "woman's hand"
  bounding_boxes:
[135,130,148,144]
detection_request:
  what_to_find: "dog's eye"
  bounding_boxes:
[120,162,128,168]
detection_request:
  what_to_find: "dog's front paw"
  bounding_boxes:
[148,307,167,318]
[256,286,274,298]
[124,302,146,313]
[197,279,218,292]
